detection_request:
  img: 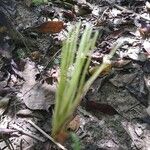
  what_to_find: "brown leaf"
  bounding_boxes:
[85,100,118,115]
[67,115,80,132]
[27,21,65,34]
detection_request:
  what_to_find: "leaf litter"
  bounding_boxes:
[0,0,150,149]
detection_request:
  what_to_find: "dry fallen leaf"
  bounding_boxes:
[26,21,65,34]
[19,60,56,111]
[67,115,80,132]
[85,100,118,116]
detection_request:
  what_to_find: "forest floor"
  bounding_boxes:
[0,0,150,149]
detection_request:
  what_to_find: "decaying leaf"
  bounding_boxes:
[85,100,118,115]
[110,73,137,88]
[67,115,80,132]
[25,21,65,34]
[19,60,56,111]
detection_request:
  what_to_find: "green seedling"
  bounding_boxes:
[71,133,81,150]
[52,22,123,140]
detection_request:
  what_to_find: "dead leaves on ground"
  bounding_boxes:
[20,60,56,111]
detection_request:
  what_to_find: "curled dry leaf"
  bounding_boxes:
[26,21,66,34]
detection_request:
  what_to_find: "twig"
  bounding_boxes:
[12,126,44,142]
[26,120,67,150]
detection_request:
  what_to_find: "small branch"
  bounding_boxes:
[26,120,67,150]
[12,126,44,142]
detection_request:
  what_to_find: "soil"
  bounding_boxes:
[0,0,150,150]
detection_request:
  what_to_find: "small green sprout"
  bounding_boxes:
[52,22,123,139]
[71,133,81,150]
[52,22,98,138]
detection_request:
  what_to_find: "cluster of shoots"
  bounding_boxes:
[52,22,121,139]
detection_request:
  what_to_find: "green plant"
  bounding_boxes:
[71,133,81,150]
[52,23,98,139]
[52,22,123,140]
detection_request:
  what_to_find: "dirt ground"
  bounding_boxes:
[0,0,150,149]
